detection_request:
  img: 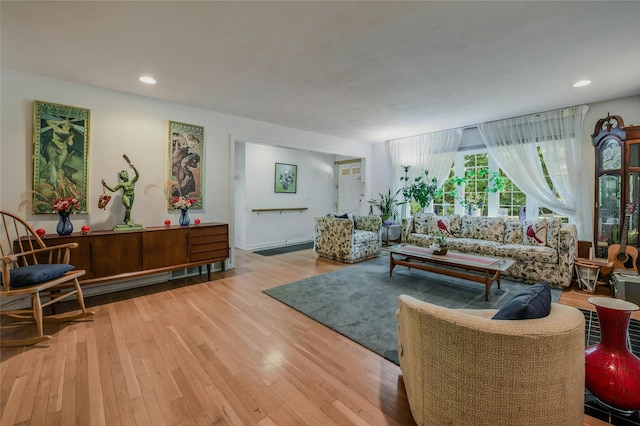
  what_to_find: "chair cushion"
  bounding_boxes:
[4,264,74,288]
[492,281,551,320]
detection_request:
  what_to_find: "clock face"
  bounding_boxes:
[601,138,622,171]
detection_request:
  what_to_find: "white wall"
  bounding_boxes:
[0,69,373,265]
[235,143,336,250]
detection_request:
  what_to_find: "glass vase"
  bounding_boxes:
[178,209,190,226]
[585,297,640,413]
[56,211,73,235]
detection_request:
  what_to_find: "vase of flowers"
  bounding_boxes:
[52,197,80,235]
[430,231,449,255]
[171,196,198,226]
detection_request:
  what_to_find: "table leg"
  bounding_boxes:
[390,253,396,276]
[484,272,490,301]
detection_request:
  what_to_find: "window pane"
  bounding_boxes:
[433,167,456,215]
[464,153,489,215]
[498,175,525,218]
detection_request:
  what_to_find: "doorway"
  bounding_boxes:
[337,160,363,214]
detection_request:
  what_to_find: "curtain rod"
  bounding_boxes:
[386,103,588,143]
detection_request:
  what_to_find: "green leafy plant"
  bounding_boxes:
[368,189,402,221]
[445,168,509,208]
[434,231,448,248]
[400,170,438,212]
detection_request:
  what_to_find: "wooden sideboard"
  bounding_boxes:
[40,222,229,285]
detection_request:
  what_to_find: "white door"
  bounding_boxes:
[337,161,363,214]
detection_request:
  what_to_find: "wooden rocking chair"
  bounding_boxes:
[1,210,94,346]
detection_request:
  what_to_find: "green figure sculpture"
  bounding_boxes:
[102,158,142,230]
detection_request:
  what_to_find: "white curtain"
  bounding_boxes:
[478,105,588,228]
[389,128,463,194]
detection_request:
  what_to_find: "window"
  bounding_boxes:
[436,149,565,220]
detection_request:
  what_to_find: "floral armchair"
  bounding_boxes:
[314,215,382,263]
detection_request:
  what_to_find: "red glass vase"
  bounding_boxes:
[585,297,640,412]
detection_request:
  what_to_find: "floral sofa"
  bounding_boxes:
[401,213,577,287]
[315,214,382,263]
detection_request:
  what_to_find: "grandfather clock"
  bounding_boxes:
[592,113,640,261]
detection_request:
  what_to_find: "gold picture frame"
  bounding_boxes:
[32,100,90,214]
[168,121,204,209]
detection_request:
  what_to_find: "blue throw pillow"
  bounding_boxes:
[2,264,74,289]
[492,281,552,320]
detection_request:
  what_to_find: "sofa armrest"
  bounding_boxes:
[559,223,578,269]
[401,217,414,242]
[354,215,382,234]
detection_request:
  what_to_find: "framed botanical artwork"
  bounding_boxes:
[168,121,204,209]
[274,163,297,193]
[32,100,90,214]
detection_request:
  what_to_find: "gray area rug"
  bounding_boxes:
[264,253,561,365]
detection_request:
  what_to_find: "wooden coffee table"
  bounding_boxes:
[389,244,516,300]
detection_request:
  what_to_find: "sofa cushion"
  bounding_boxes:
[524,219,548,246]
[353,229,378,244]
[504,220,523,244]
[492,281,552,320]
[406,233,436,247]
[546,217,562,250]
[413,213,432,234]
[495,244,558,263]
[447,238,500,256]
[461,216,505,242]
[426,214,461,237]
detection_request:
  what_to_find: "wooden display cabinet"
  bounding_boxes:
[592,114,639,262]
[40,222,229,286]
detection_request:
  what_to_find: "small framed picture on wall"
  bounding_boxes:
[274,163,297,193]
[168,121,204,209]
[32,100,90,214]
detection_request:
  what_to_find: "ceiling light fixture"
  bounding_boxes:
[139,75,157,85]
[573,80,591,88]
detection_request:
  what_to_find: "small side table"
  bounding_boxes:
[382,224,402,247]
[574,257,613,293]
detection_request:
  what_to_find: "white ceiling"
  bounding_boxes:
[2,1,639,144]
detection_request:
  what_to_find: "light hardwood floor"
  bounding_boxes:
[0,249,624,425]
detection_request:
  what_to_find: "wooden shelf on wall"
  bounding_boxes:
[251,207,308,214]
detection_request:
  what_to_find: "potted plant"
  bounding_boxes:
[400,170,438,213]
[368,189,402,225]
[447,168,509,216]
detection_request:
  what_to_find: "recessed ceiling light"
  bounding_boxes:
[573,80,591,88]
[139,75,156,85]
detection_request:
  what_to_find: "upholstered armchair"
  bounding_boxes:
[396,295,585,426]
[314,215,381,263]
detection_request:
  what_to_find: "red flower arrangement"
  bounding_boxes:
[52,197,80,213]
[171,196,198,210]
